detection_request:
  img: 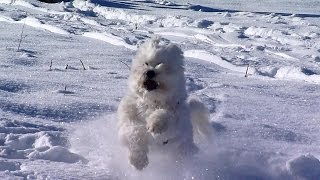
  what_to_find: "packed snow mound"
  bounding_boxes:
[0,118,86,165]
[28,146,88,163]
[287,154,320,179]
[275,66,320,83]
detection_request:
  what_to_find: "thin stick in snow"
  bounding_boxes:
[49,60,52,71]
[245,64,249,77]
[17,16,27,52]
[119,60,130,70]
[80,60,86,70]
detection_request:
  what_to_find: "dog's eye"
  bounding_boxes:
[155,63,165,70]
[145,62,149,66]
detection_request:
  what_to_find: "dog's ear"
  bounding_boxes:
[150,36,161,47]
[144,36,171,49]
[164,43,184,68]
[137,36,160,49]
[136,36,160,53]
[166,44,183,56]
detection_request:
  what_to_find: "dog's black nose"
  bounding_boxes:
[146,70,156,79]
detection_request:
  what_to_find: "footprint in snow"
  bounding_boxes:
[260,124,310,143]
[10,53,38,66]
[185,76,205,93]
[0,80,30,93]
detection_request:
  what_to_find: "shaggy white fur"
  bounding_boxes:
[117,37,211,170]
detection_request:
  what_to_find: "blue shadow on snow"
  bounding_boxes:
[188,4,320,18]
[0,100,115,122]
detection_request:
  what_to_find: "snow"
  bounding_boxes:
[287,154,320,179]
[20,16,70,35]
[184,49,256,74]
[0,0,320,179]
[83,31,137,50]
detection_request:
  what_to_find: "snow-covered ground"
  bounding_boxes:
[0,0,320,179]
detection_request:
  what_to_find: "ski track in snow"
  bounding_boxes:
[0,0,320,179]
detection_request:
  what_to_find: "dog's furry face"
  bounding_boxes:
[128,38,187,103]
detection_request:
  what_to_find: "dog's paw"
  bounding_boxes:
[129,151,149,170]
[147,117,169,134]
[146,109,171,134]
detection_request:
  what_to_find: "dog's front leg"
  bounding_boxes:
[126,126,149,170]
[129,146,148,171]
[146,109,172,135]
[118,97,149,170]
[118,123,149,170]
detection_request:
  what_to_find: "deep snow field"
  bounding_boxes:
[0,0,320,179]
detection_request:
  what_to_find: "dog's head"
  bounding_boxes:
[128,37,187,102]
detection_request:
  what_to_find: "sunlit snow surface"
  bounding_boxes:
[0,0,320,179]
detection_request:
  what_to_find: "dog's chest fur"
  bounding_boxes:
[136,98,179,121]
[135,97,193,147]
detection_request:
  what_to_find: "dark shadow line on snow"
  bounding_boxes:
[0,80,30,93]
[254,11,320,18]
[0,100,116,122]
[187,4,320,18]
[90,0,144,10]
[149,5,189,10]
[75,0,147,16]
[122,0,187,11]
[133,0,182,7]
[188,5,239,13]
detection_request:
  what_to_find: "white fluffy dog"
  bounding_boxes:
[117,37,211,170]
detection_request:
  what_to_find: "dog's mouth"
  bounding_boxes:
[143,79,158,91]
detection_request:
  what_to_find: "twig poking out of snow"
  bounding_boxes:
[57,86,75,95]
[80,60,86,70]
[245,64,250,77]
[49,60,52,71]
[17,14,27,52]
[119,60,130,70]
